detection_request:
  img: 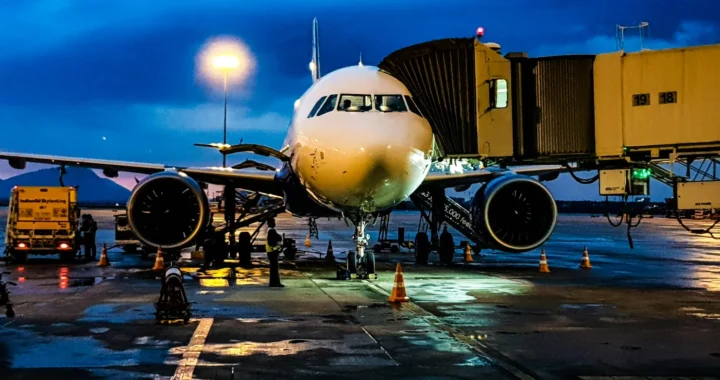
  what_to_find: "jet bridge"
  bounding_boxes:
[381,38,720,243]
[379,38,598,162]
[380,39,720,165]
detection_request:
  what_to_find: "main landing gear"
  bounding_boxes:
[346,218,376,279]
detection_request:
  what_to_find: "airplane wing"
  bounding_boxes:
[0,152,283,196]
[419,164,567,190]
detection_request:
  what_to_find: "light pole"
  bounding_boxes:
[212,55,240,167]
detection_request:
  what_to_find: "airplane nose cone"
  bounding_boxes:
[303,117,434,213]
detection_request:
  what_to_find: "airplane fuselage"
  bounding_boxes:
[279,65,435,216]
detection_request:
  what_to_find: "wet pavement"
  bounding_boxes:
[1,210,720,379]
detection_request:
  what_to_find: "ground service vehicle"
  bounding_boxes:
[4,186,79,263]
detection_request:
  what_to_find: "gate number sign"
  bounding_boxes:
[632,91,678,106]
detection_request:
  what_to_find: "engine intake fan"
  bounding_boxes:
[127,171,210,250]
[471,174,557,253]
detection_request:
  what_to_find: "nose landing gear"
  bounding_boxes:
[347,218,377,280]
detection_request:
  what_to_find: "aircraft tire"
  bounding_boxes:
[414,232,430,265]
[347,251,357,273]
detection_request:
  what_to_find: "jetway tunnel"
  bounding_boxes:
[380,39,720,244]
[379,38,597,163]
[379,38,720,165]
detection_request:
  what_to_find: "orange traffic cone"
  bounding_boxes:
[463,242,474,263]
[538,249,550,273]
[97,243,110,267]
[580,246,592,269]
[388,263,410,303]
[152,248,165,271]
[304,235,312,247]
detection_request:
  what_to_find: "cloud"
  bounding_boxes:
[532,20,718,56]
[0,101,291,169]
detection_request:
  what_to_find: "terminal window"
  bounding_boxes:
[374,95,407,112]
[338,94,372,112]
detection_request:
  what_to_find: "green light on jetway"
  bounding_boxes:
[632,168,652,180]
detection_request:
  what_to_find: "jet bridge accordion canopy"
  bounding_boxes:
[379,38,480,156]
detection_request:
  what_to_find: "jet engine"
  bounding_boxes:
[127,171,210,249]
[470,174,557,253]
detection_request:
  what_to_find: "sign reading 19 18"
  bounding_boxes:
[632,93,650,106]
[659,91,677,104]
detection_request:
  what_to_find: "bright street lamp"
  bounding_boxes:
[212,54,240,167]
[196,36,254,168]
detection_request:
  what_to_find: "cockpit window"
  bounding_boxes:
[307,96,327,118]
[338,94,372,112]
[404,96,423,117]
[315,94,337,116]
[374,95,407,112]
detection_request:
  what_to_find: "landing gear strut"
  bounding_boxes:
[346,218,376,279]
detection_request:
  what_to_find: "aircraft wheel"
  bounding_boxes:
[6,304,15,318]
[390,245,399,254]
[439,236,455,264]
[347,250,357,273]
[414,232,430,265]
[365,250,376,275]
[238,232,253,265]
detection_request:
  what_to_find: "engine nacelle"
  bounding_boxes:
[127,171,210,250]
[471,174,557,253]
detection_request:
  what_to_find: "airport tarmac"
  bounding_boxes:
[1,210,720,379]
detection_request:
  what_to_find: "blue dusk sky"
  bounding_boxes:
[0,0,718,200]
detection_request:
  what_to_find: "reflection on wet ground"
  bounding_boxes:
[1,212,720,378]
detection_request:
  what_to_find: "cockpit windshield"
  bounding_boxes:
[374,95,407,112]
[338,94,372,112]
[404,96,423,117]
[315,94,337,116]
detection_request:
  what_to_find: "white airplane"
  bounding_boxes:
[0,18,563,273]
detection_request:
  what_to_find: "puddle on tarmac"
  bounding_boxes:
[0,328,166,368]
[80,304,156,323]
[455,357,491,366]
[166,337,384,365]
[402,317,476,356]
[88,368,170,380]
[408,278,530,303]
[436,304,497,328]
[560,303,609,309]
[134,336,174,346]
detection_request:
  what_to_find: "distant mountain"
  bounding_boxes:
[0,167,131,206]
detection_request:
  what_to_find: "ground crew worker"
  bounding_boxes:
[84,214,98,260]
[201,225,216,270]
[75,214,85,258]
[265,220,284,288]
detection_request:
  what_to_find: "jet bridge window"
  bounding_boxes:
[307,96,327,118]
[489,79,508,109]
[374,95,407,112]
[315,94,337,117]
[338,94,372,112]
[404,96,423,117]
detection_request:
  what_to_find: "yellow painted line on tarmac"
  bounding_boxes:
[173,318,214,380]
